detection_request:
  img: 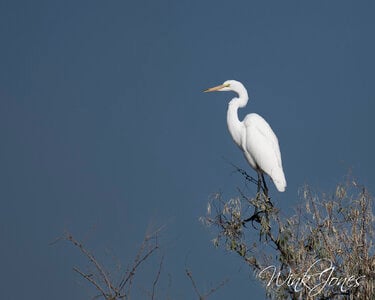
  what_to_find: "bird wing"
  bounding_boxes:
[243,113,286,191]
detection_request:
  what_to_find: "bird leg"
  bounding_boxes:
[256,171,262,195]
[243,171,273,234]
[261,173,269,198]
[256,170,268,195]
[256,171,272,205]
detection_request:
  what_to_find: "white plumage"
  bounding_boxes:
[205,80,286,192]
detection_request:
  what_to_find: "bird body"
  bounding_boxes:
[205,80,286,192]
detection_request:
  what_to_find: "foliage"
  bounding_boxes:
[201,175,375,299]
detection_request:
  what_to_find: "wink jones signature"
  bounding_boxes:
[257,258,366,297]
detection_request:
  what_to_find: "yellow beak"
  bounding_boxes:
[203,83,228,93]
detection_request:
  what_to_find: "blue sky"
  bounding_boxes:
[1,1,374,299]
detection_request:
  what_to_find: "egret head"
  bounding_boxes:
[204,80,245,93]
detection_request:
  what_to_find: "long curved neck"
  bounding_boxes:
[227,90,248,148]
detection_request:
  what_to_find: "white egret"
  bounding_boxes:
[204,80,286,193]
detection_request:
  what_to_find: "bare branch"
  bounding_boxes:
[204,277,229,299]
[61,227,164,300]
[185,266,228,300]
[119,234,159,293]
[65,233,114,294]
[73,267,107,299]
[185,268,202,299]
[151,254,164,300]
